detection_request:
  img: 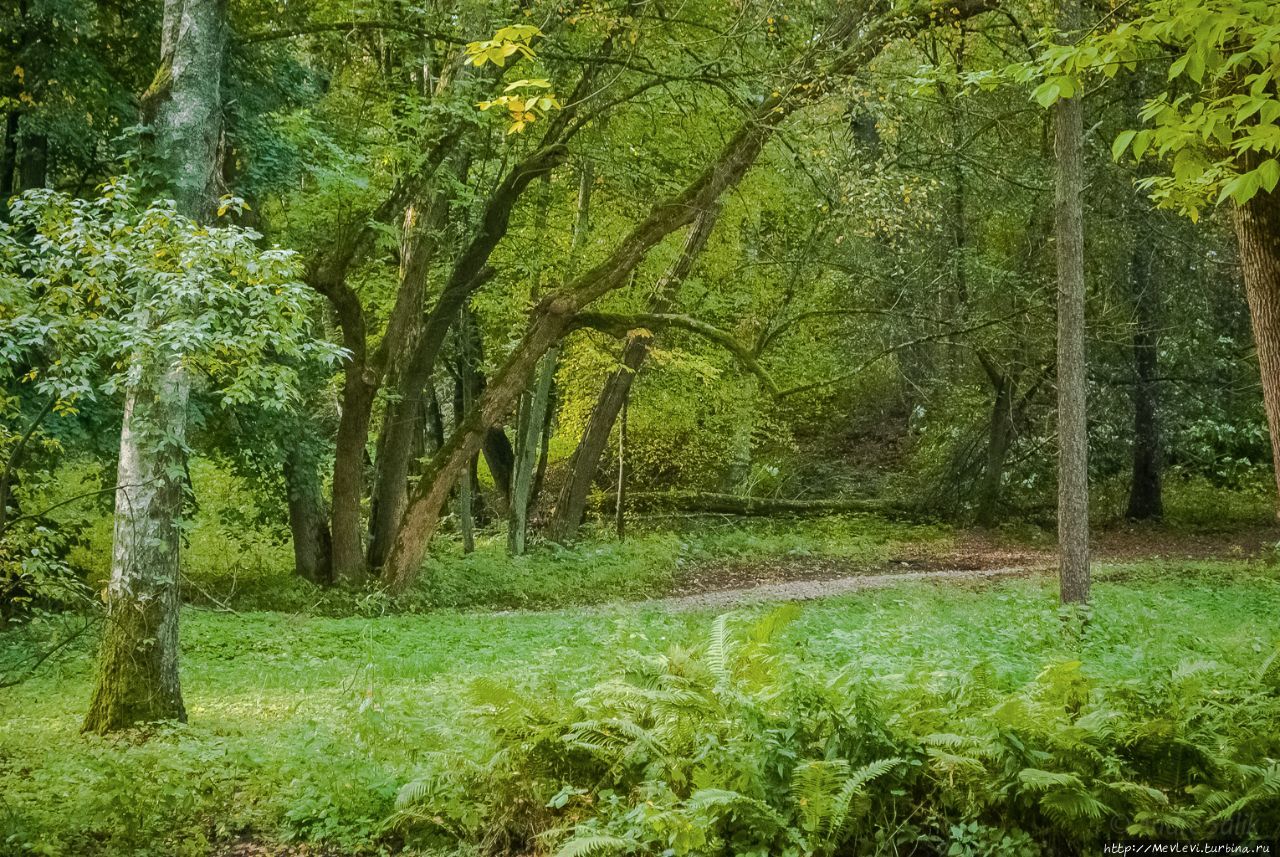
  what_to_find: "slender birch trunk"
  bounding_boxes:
[84,0,227,732]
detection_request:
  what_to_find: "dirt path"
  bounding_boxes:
[648,564,1044,611]
[639,523,1278,611]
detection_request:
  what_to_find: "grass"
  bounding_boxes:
[2,559,1279,855]
[180,513,950,614]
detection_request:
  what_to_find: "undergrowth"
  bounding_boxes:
[5,567,1271,854]
[390,603,1280,856]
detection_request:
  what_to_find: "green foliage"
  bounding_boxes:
[389,579,1280,854]
[2,563,1280,853]
[1031,0,1280,219]
[0,182,337,409]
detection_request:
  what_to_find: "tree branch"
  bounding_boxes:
[0,395,56,537]
[571,311,780,398]
[237,21,465,46]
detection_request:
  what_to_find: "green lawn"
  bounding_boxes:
[2,560,1279,855]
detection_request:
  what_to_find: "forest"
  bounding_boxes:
[1,0,1280,854]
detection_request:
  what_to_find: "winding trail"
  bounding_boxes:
[645,564,1044,611]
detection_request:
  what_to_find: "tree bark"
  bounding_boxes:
[1053,0,1090,605]
[1126,238,1162,520]
[283,441,332,585]
[454,368,476,554]
[328,356,375,584]
[366,199,444,569]
[85,370,191,731]
[84,0,227,733]
[975,362,1014,528]
[507,350,556,554]
[1233,160,1280,517]
[548,207,719,543]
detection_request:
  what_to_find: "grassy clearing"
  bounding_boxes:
[182,514,950,614]
[2,561,1278,854]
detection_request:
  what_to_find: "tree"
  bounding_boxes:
[82,0,230,731]
[1053,0,1090,604]
[1039,0,1280,515]
[0,182,327,729]
[379,0,996,592]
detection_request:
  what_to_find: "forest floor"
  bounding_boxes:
[2,514,1279,855]
[652,520,1280,609]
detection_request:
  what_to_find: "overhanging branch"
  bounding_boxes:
[571,311,780,398]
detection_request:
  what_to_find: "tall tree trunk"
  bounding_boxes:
[84,369,191,730]
[329,368,375,584]
[367,200,442,569]
[975,363,1014,528]
[454,369,477,553]
[18,133,45,190]
[1126,238,1163,520]
[548,206,718,543]
[0,111,17,210]
[1233,162,1280,517]
[507,350,556,554]
[283,442,332,585]
[1053,0,1090,605]
[84,0,227,733]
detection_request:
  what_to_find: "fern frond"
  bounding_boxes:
[748,603,800,645]
[707,612,732,680]
[826,757,901,838]
[555,834,634,857]
[1017,768,1085,792]
[395,778,433,809]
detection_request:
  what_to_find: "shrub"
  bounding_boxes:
[391,608,1280,855]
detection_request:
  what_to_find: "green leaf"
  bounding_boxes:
[1112,130,1137,162]
[1256,159,1280,194]
[1034,81,1061,108]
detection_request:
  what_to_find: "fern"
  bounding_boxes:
[555,834,634,857]
[707,611,732,681]
[395,778,433,809]
[825,757,902,841]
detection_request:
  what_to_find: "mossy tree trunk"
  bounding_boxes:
[84,0,227,733]
[84,370,191,729]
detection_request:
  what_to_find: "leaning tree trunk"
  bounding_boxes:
[1233,168,1280,518]
[378,0,996,593]
[84,0,227,736]
[367,201,440,570]
[1126,238,1163,520]
[548,206,719,543]
[1053,0,1090,605]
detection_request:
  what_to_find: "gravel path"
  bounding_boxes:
[646,565,1042,611]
